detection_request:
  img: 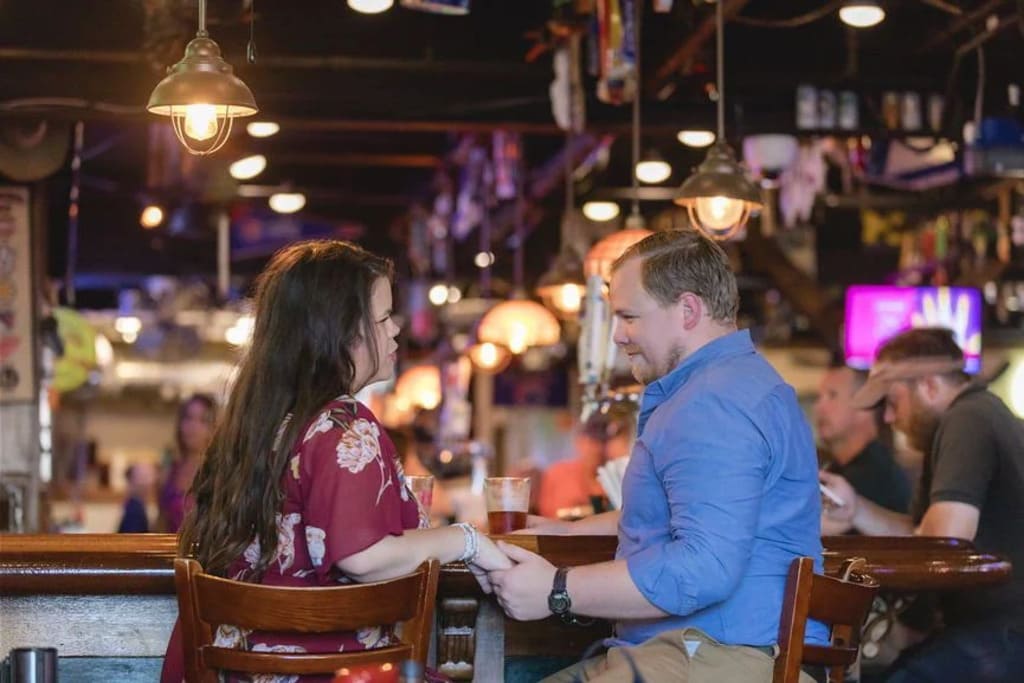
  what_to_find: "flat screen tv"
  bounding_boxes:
[844,285,982,374]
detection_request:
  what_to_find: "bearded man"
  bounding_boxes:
[820,327,1024,683]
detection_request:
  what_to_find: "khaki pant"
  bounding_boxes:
[540,627,816,683]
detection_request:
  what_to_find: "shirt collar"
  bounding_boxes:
[638,329,753,434]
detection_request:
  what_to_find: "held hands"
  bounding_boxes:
[488,541,557,621]
[819,471,857,534]
[466,533,513,594]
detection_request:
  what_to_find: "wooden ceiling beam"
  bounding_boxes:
[271,152,442,168]
[646,0,752,98]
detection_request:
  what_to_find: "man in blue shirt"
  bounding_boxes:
[489,229,826,682]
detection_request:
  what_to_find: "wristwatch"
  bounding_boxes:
[548,567,572,621]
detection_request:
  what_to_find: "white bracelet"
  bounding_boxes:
[455,522,480,564]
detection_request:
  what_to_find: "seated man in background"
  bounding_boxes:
[814,359,910,535]
[537,403,636,519]
[820,327,1024,683]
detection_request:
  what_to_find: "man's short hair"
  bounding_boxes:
[876,327,970,385]
[610,229,739,322]
[828,354,888,438]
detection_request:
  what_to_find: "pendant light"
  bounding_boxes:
[537,135,587,319]
[839,1,885,29]
[635,149,672,184]
[673,0,761,240]
[631,18,671,188]
[147,0,258,155]
[476,145,561,357]
[465,149,513,373]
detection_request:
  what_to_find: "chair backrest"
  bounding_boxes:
[773,556,878,683]
[174,557,440,683]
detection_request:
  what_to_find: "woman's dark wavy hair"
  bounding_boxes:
[178,240,393,575]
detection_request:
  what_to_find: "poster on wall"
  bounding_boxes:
[0,186,35,403]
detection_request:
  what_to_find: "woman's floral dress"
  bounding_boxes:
[162,397,428,683]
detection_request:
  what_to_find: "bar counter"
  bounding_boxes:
[0,533,1012,681]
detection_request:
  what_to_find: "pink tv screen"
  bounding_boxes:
[844,286,982,374]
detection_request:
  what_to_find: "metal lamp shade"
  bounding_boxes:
[477,299,561,355]
[147,36,257,155]
[536,252,586,318]
[583,228,653,283]
[674,142,762,240]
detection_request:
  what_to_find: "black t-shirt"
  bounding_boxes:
[912,385,1024,627]
[827,439,910,513]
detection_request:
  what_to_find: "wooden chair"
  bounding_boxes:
[773,556,879,683]
[174,557,440,683]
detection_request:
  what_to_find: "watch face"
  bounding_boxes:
[548,592,571,614]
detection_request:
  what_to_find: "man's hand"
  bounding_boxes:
[819,471,858,527]
[488,541,558,621]
[468,534,513,594]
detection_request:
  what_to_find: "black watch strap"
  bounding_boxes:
[553,566,569,594]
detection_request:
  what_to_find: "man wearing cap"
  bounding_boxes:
[820,327,1024,683]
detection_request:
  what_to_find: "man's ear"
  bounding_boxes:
[677,292,703,330]
[916,375,943,404]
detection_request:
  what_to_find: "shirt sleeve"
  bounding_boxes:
[929,402,996,509]
[296,410,407,582]
[625,393,770,616]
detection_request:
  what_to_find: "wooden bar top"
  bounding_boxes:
[0,533,1012,596]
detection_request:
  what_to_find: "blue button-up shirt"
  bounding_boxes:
[615,329,828,647]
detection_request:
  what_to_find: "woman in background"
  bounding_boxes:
[162,240,509,683]
[157,393,216,533]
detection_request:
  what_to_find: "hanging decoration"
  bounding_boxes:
[593,0,638,105]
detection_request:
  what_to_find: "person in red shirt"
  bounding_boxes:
[161,240,510,683]
[537,402,636,519]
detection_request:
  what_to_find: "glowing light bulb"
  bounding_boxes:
[139,205,164,229]
[555,284,583,314]
[839,3,885,28]
[246,121,280,138]
[508,324,528,354]
[183,104,219,141]
[348,0,393,13]
[269,192,306,214]
[694,195,745,231]
[582,201,620,222]
[229,155,267,180]
[635,160,672,184]
[478,343,499,368]
[428,284,449,306]
[677,130,716,148]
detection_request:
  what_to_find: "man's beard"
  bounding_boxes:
[905,402,942,453]
[631,345,686,385]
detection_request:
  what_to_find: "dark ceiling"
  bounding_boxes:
[0,0,1021,308]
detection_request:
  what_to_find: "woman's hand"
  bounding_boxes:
[467,533,512,593]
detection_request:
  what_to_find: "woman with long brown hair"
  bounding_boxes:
[162,240,509,682]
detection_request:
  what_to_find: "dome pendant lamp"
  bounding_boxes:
[147,0,258,155]
[673,0,761,240]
